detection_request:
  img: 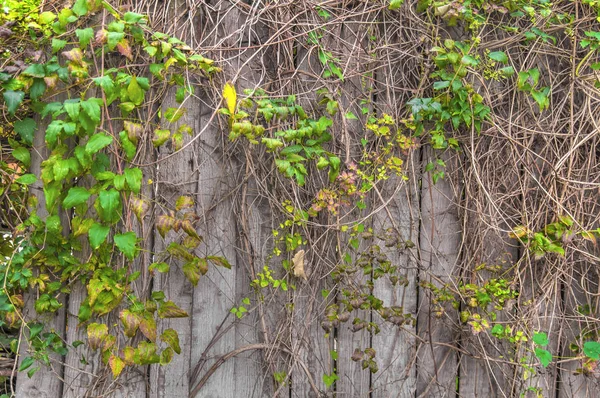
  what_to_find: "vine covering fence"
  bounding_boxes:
[1,0,600,397]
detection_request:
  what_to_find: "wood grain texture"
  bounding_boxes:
[416,149,461,398]
[15,115,65,398]
[371,161,420,398]
[149,90,198,398]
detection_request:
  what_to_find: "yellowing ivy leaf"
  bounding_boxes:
[158,300,189,318]
[223,81,237,114]
[87,323,108,351]
[109,354,125,377]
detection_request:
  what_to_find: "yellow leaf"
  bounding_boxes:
[223,81,237,114]
[292,249,307,280]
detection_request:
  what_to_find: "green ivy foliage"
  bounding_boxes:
[0,0,224,379]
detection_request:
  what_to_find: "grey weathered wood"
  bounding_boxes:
[334,17,372,397]
[558,262,599,398]
[515,259,560,398]
[371,161,420,397]
[15,114,65,398]
[416,149,461,397]
[291,267,333,398]
[149,89,198,398]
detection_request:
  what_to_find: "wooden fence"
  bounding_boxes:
[10,0,600,397]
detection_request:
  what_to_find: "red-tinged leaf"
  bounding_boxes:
[123,346,135,365]
[181,220,200,239]
[62,48,84,64]
[160,347,174,365]
[95,29,107,45]
[158,300,189,319]
[116,39,133,60]
[134,342,160,365]
[109,354,125,377]
[44,75,58,90]
[102,334,117,352]
[87,323,108,351]
[207,255,232,269]
[172,219,182,232]
[123,121,142,144]
[139,314,157,342]
[175,195,194,211]
[130,196,149,223]
[120,309,141,338]
[156,215,173,238]
[160,328,181,354]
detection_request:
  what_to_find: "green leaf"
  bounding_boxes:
[22,64,46,78]
[76,28,94,47]
[72,0,88,17]
[583,341,600,360]
[63,187,91,208]
[86,133,113,154]
[107,32,125,50]
[14,118,36,146]
[433,80,450,90]
[389,0,404,10]
[124,12,145,24]
[127,76,145,106]
[488,51,508,63]
[160,329,181,354]
[16,174,37,185]
[323,373,339,388]
[119,131,137,161]
[344,111,358,120]
[533,332,549,347]
[89,223,110,249]
[164,107,185,123]
[64,99,81,120]
[81,98,101,122]
[153,129,170,147]
[3,91,25,116]
[461,55,479,66]
[534,348,552,367]
[97,189,122,224]
[149,262,170,273]
[19,357,34,372]
[500,66,515,77]
[12,147,30,167]
[52,39,68,53]
[93,75,115,94]
[114,232,138,260]
[124,167,142,194]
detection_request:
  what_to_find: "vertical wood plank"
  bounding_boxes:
[149,90,197,398]
[371,159,420,397]
[457,139,520,398]
[416,149,460,398]
[558,262,598,398]
[16,120,65,398]
[334,16,372,398]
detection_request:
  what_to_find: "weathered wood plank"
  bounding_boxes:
[371,159,420,397]
[15,115,65,398]
[558,261,599,398]
[149,90,198,398]
[416,149,461,398]
[334,16,373,398]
